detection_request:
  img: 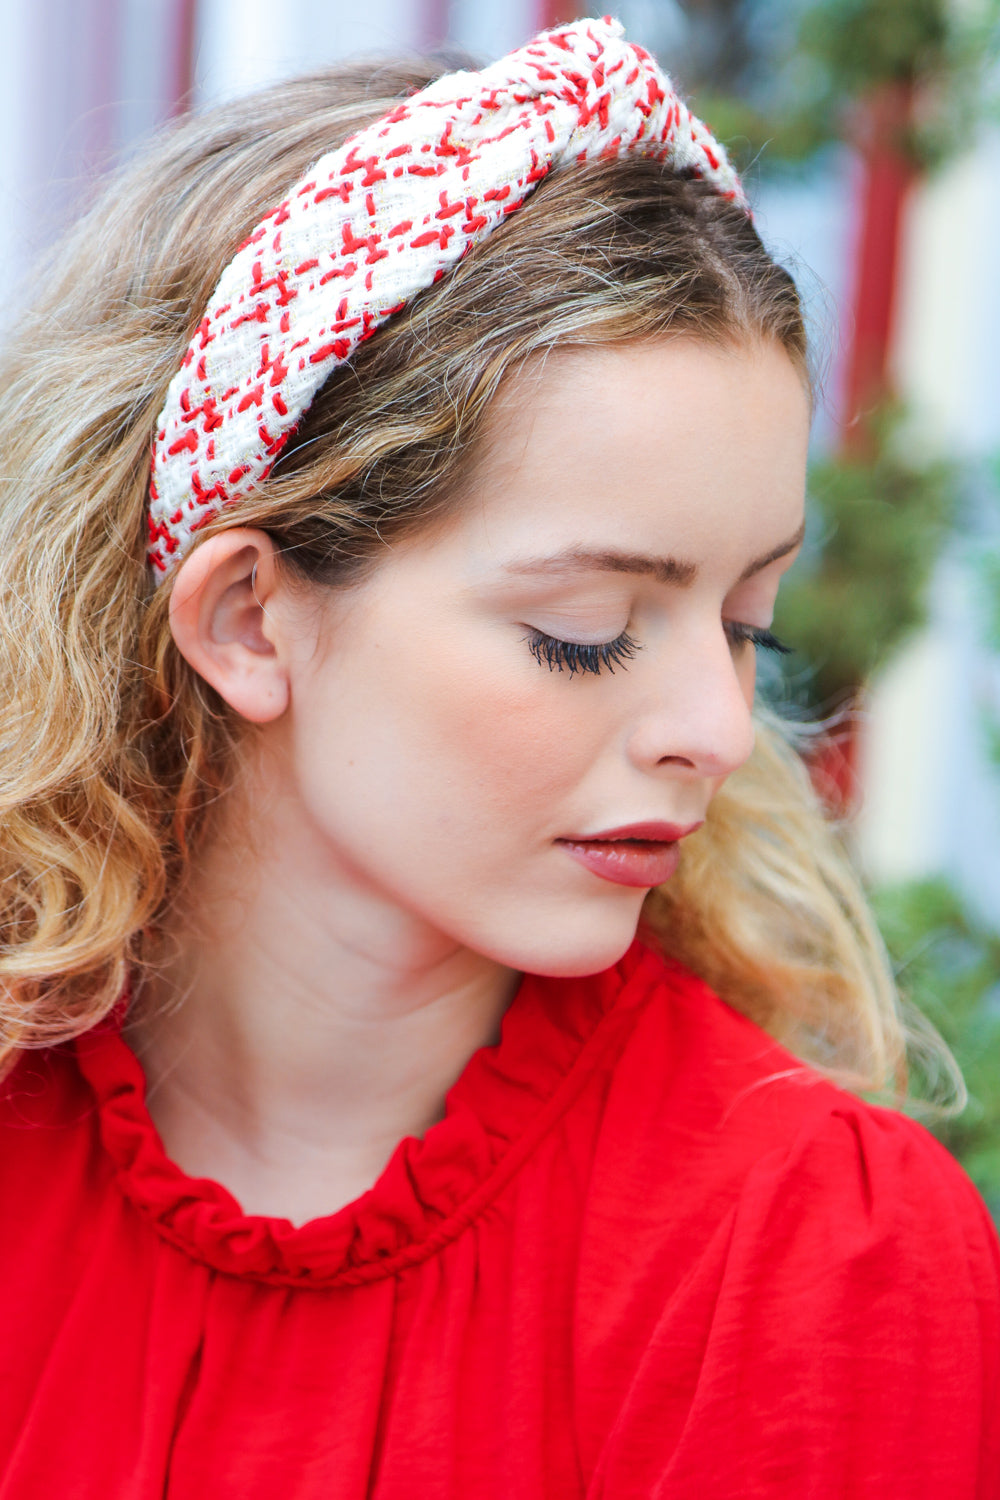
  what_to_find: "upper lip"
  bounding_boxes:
[560,820,704,843]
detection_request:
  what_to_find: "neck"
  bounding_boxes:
[128,756,519,1224]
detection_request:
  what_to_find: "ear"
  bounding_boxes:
[168,529,289,723]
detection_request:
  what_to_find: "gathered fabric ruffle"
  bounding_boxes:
[73,942,658,1287]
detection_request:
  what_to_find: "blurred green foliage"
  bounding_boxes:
[690,0,999,171]
[772,409,956,709]
[873,881,1000,1221]
[798,0,949,90]
[985,551,1000,655]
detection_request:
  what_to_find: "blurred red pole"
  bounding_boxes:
[537,0,583,26]
[807,83,917,818]
[421,0,451,48]
[808,715,864,820]
[841,82,917,455]
[169,0,198,115]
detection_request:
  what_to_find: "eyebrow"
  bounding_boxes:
[499,521,806,587]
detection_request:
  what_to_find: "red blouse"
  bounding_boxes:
[1,943,998,1497]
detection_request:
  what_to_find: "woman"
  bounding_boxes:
[0,19,997,1497]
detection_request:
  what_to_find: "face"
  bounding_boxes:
[274,338,809,977]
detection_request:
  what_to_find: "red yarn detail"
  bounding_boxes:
[235,384,263,413]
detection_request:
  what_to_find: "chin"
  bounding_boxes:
[471,901,645,980]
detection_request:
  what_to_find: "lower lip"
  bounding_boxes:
[557,839,681,888]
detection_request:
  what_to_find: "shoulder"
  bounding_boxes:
[589,943,1000,1300]
[575,948,1000,1494]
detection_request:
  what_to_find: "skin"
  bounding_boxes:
[129,336,809,1224]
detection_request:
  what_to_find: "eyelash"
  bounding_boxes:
[526,629,641,675]
[526,623,792,676]
[724,623,793,656]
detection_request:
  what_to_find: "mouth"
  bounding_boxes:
[555,821,703,889]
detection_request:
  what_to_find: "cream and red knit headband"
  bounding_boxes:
[147,15,745,577]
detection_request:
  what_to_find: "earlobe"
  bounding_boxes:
[168,530,290,723]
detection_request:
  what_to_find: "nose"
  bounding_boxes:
[624,629,756,782]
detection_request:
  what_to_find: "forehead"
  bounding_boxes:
[440,337,810,577]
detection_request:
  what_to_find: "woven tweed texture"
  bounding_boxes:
[147,15,745,576]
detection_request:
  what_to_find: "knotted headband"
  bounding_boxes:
[147,15,745,577]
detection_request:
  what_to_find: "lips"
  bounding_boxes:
[556,820,703,889]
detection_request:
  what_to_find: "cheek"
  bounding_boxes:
[408,650,604,820]
[295,622,604,843]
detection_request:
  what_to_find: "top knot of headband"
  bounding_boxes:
[147,15,745,577]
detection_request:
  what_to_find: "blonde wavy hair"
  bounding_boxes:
[0,58,956,1103]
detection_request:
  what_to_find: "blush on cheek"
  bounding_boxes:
[420,660,601,819]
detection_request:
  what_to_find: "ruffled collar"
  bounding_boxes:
[74,942,663,1288]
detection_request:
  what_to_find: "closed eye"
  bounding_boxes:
[525,628,641,676]
[724,622,792,655]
